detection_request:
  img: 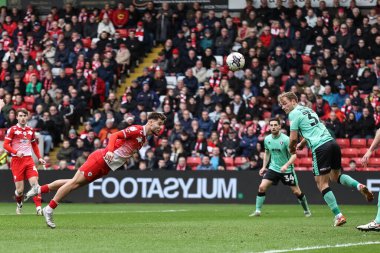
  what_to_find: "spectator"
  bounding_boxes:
[175,156,191,171]
[75,148,90,170]
[56,139,74,163]
[98,119,118,143]
[209,147,226,171]
[36,111,55,155]
[196,156,214,170]
[357,108,375,138]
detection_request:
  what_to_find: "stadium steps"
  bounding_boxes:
[47,45,163,167]
[116,45,163,98]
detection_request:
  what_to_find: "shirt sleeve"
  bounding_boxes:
[289,110,300,131]
[264,137,269,151]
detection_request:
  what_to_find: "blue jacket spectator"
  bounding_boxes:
[198,111,214,137]
[239,127,258,157]
[136,83,160,111]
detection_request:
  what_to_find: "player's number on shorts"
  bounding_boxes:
[284,174,295,183]
[307,112,319,126]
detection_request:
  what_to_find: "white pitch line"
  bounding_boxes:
[0,209,188,216]
[255,241,380,253]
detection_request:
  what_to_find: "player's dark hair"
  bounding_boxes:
[278,92,298,103]
[16,108,28,116]
[148,112,167,122]
[269,118,280,125]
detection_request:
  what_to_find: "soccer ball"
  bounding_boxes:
[226,52,245,71]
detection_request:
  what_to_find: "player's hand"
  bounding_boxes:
[361,150,372,168]
[104,151,114,162]
[259,168,267,176]
[38,158,46,165]
[280,165,288,173]
[16,151,24,158]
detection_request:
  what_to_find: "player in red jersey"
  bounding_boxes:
[25,112,166,228]
[3,108,47,215]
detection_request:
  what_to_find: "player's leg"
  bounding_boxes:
[25,179,70,201]
[357,193,380,231]
[289,185,311,217]
[328,142,373,201]
[42,170,88,228]
[249,178,273,217]
[14,181,24,215]
[28,176,42,215]
[11,157,25,214]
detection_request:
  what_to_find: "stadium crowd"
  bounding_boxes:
[0,0,379,171]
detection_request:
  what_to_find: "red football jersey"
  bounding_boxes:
[5,124,37,156]
[102,125,146,170]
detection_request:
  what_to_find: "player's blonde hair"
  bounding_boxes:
[278,92,298,103]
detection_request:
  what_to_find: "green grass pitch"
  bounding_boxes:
[0,203,379,253]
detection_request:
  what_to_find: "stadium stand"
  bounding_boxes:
[0,1,379,172]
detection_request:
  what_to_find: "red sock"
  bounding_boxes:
[33,194,42,208]
[40,184,50,194]
[49,199,58,209]
[15,195,23,204]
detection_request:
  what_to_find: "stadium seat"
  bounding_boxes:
[335,138,350,148]
[351,138,367,148]
[341,148,359,157]
[360,94,368,100]
[67,165,75,170]
[299,157,313,167]
[294,167,309,171]
[165,76,177,86]
[234,157,245,166]
[341,157,350,167]
[352,157,363,168]
[358,148,371,157]
[186,157,201,167]
[368,158,380,167]
[296,148,308,158]
[367,139,374,147]
[65,68,74,76]
[302,64,311,74]
[293,159,300,167]
[223,157,234,167]
[226,166,236,171]
[360,167,380,171]
[116,29,128,38]
[24,96,35,104]
[281,75,289,86]
[263,111,272,119]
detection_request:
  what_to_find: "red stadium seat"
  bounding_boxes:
[360,167,380,171]
[302,64,311,74]
[281,75,289,86]
[234,157,245,166]
[368,158,380,167]
[294,167,309,171]
[263,111,272,119]
[24,96,35,104]
[352,157,363,168]
[341,157,350,167]
[226,166,236,171]
[341,148,359,157]
[336,138,350,148]
[367,139,374,147]
[351,138,367,148]
[116,29,128,38]
[0,128,6,140]
[360,94,368,100]
[299,157,313,167]
[296,148,308,158]
[186,157,201,167]
[293,159,300,167]
[358,148,371,157]
[223,157,234,166]
[65,68,74,76]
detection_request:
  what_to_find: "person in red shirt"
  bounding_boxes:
[25,112,167,228]
[112,2,129,28]
[3,108,47,215]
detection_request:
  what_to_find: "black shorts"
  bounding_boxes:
[263,169,298,186]
[311,140,342,176]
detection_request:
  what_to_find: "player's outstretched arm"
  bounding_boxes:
[362,128,380,167]
[289,130,298,155]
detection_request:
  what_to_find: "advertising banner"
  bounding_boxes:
[0,170,378,204]
[229,0,376,9]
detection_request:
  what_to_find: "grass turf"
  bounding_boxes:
[0,203,379,253]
